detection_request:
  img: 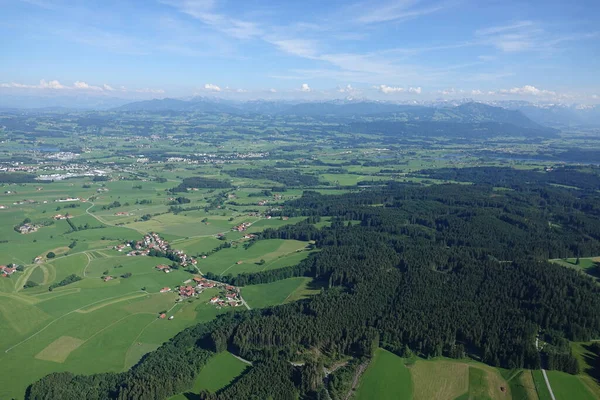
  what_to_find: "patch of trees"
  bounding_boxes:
[0,173,39,183]
[24,280,38,288]
[92,176,110,182]
[227,168,321,187]
[48,274,81,291]
[168,196,191,205]
[170,176,232,192]
[102,201,122,210]
[416,166,600,191]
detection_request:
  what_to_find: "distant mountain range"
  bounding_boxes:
[2,94,599,128]
[113,98,555,133]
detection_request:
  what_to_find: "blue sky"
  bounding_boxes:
[1,0,599,102]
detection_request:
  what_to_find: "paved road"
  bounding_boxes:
[536,336,557,400]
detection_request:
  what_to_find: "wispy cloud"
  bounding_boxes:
[353,0,446,24]
[161,0,262,39]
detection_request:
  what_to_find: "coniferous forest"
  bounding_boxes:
[27,169,600,400]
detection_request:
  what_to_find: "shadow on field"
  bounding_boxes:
[581,343,600,385]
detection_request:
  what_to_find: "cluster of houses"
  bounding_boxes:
[13,199,36,206]
[102,275,114,282]
[233,221,252,232]
[114,211,130,216]
[171,276,242,308]
[0,264,17,277]
[116,233,198,268]
[18,223,39,234]
[55,197,81,203]
[53,214,71,220]
[210,284,241,308]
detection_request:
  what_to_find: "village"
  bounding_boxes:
[113,233,243,310]
[160,276,243,309]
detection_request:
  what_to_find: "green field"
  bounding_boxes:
[241,277,314,309]
[201,239,312,276]
[546,370,596,400]
[532,370,553,400]
[355,348,412,400]
[0,250,233,399]
[192,351,250,393]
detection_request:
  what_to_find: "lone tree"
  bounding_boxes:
[46,251,56,259]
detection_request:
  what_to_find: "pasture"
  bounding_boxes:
[546,370,596,400]
[409,358,510,400]
[355,348,412,400]
[200,239,313,276]
[241,277,313,309]
[0,250,232,399]
[191,351,250,393]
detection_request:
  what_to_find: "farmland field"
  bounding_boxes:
[191,351,250,393]
[355,348,412,400]
[241,277,315,309]
[546,370,596,400]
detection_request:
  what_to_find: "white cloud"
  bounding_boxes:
[471,89,483,95]
[103,84,116,91]
[269,88,277,93]
[39,79,65,89]
[74,81,103,91]
[235,88,247,93]
[378,84,404,94]
[300,83,311,92]
[498,85,556,96]
[204,83,221,92]
[592,94,599,99]
[408,87,422,94]
[337,84,355,93]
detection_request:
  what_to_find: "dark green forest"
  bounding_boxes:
[27,168,600,400]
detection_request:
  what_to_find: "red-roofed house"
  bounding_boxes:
[179,285,195,297]
[160,287,171,293]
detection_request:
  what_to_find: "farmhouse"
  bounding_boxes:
[155,264,171,273]
[0,265,17,277]
[53,214,70,220]
[193,277,204,284]
[0,205,7,209]
[232,222,252,232]
[210,297,219,303]
[160,287,171,293]
[159,313,166,319]
[18,223,38,234]
[103,276,114,282]
[179,285,195,297]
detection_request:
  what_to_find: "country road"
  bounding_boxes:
[536,336,557,400]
